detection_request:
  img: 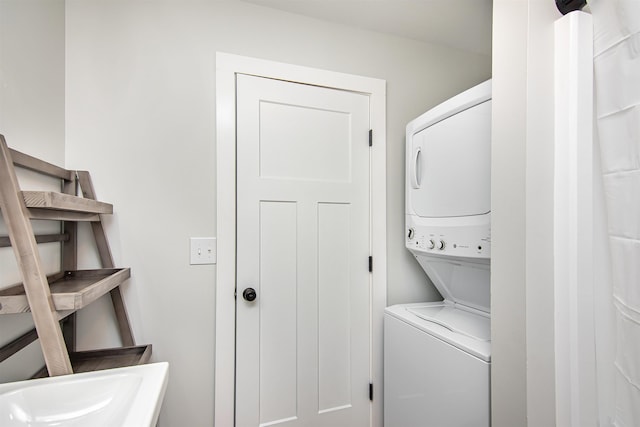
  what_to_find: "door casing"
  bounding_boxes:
[215,52,387,427]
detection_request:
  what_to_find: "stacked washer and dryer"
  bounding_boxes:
[384,80,492,427]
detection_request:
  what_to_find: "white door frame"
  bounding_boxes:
[215,52,386,427]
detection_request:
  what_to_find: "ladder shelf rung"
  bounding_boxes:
[0,233,70,248]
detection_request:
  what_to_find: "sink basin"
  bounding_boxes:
[0,362,168,427]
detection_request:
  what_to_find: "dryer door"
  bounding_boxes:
[409,100,491,218]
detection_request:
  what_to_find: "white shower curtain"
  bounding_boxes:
[591,0,640,425]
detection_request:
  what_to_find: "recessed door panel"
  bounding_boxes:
[318,202,352,414]
[260,102,351,182]
[259,201,298,425]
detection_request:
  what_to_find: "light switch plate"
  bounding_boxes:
[190,237,217,265]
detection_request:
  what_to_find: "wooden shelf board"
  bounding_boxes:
[21,191,113,214]
[27,209,101,222]
[31,344,152,378]
[0,268,131,314]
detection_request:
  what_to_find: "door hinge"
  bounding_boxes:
[369,383,373,401]
[368,256,373,273]
[368,129,373,147]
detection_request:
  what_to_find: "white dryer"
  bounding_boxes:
[385,80,492,427]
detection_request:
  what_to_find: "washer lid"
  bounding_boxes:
[413,252,491,313]
[385,302,491,362]
[407,305,490,341]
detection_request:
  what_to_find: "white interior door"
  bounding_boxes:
[236,73,371,427]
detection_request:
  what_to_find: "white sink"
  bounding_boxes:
[0,362,169,427]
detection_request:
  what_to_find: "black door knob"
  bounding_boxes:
[242,287,257,302]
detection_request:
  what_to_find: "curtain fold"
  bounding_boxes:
[592,0,640,425]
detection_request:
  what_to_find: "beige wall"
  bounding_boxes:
[0,1,490,425]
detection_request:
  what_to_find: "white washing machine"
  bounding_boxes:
[385,80,492,427]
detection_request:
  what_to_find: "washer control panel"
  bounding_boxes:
[406,217,491,259]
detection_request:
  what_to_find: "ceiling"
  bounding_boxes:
[239,0,493,56]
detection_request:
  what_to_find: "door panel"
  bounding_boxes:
[236,74,371,427]
[259,201,298,423]
[259,102,351,182]
[318,202,352,413]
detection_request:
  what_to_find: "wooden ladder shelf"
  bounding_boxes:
[0,135,151,377]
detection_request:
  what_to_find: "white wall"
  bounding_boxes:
[0,1,585,425]
[491,0,561,425]
[0,0,490,425]
[0,0,66,164]
[0,0,65,382]
[65,2,490,425]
